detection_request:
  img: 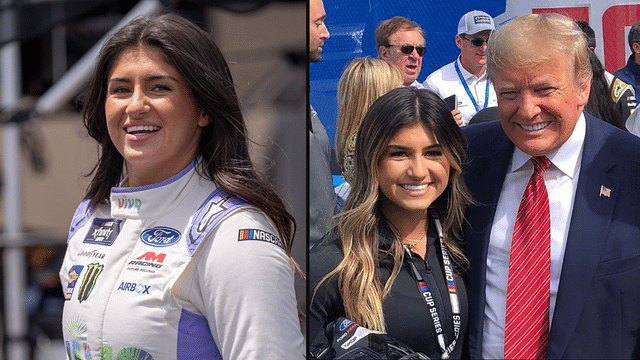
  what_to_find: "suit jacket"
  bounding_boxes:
[463,113,640,359]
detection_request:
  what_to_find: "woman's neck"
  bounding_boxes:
[383,208,429,259]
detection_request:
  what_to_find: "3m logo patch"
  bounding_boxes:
[83,218,121,246]
[65,265,84,300]
[238,229,283,248]
[136,251,166,263]
[77,263,103,303]
[126,252,166,274]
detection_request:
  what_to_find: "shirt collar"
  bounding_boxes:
[627,54,640,72]
[456,56,487,81]
[510,112,586,178]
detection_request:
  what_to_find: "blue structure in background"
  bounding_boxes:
[310,0,506,147]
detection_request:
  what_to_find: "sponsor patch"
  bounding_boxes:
[338,318,354,331]
[65,265,84,300]
[117,348,154,359]
[77,250,106,259]
[126,252,166,274]
[238,229,283,248]
[117,198,142,211]
[65,315,88,336]
[473,15,492,25]
[140,227,181,247]
[77,263,104,303]
[117,281,151,294]
[83,218,121,246]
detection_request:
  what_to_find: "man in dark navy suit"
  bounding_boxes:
[464,13,640,359]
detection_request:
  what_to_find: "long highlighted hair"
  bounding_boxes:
[317,87,472,331]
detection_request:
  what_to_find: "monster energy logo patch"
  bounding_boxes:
[77,263,104,303]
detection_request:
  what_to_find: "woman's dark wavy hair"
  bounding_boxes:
[80,13,295,253]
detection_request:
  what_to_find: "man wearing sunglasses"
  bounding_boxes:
[424,10,497,126]
[375,16,426,88]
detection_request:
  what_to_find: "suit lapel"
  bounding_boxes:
[547,116,620,358]
[464,124,514,358]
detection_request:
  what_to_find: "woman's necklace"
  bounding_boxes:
[402,233,427,249]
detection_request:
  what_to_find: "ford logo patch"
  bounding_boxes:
[338,319,353,331]
[140,227,182,247]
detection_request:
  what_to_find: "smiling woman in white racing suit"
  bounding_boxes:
[59,13,304,360]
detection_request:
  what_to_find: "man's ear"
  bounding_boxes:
[576,79,591,108]
[378,45,389,59]
[198,111,211,127]
[455,35,464,50]
[633,42,640,55]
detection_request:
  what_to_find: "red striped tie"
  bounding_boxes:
[504,156,551,359]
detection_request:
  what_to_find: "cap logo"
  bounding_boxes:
[474,15,492,25]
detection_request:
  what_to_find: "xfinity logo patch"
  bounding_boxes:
[140,227,181,247]
[83,218,121,246]
[117,282,150,294]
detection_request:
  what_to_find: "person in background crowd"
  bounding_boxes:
[614,20,640,95]
[334,57,404,209]
[311,87,472,359]
[464,13,640,359]
[576,21,635,123]
[309,0,335,249]
[424,10,497,126]
[585,50,626,129]
[375,16,426,88]
[60,13,304,360]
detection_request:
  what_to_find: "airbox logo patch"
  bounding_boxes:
[117,281,151,294]
[83,218,121,246]
[140,227,181,247]
[65,265,84,300]
[238,229,283,248]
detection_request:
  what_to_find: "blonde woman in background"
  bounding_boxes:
[334,57,403,209]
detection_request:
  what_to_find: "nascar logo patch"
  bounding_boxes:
[238,229,283,248]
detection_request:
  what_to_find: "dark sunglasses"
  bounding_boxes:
[388,44,426,57]
[462,36,488,47]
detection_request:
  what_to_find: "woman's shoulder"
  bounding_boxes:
[184,183,287,255]
[205,205,285,250]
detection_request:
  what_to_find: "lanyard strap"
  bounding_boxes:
[454,60,490,112]
[404,209,461,359]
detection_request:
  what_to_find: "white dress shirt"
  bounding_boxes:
[410,80,425,89]
[423,57,497,126]
[482,113,586,359]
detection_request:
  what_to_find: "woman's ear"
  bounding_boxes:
[198,111,211,127]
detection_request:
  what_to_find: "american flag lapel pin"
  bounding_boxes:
[599,185,611,198]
